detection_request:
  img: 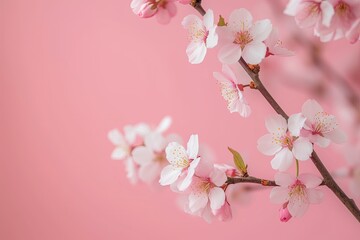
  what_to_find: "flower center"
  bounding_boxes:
[176,158,190,168]
[189,26,208,43]
[233,31,253,49]
[280,134,294,149]
[335,1,350,16]
[289,180,308,201]
[155,152,166,163]
[312,112,337,135]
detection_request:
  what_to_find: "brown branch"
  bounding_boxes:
[191,3,360,222]
[227,176,277,186]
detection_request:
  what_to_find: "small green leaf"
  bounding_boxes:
[218,15,227,27]
[228,147,247,175]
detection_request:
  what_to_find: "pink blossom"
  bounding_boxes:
[213,64,251,117]
[108,126,137,160]
[270,172,324,217]
[264,28,294,57]
[130,0,177,24]
[182,9,218,64]
[316,0,360,42]
[257,113,313,171]
[218,8,272,65]
[301,99,347,148]
[284,0,335,38]
[279,203,292,222]
[159,134,200,191]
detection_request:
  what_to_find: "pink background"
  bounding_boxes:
[1,0,359,239]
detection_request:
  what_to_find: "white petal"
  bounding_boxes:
[302,99,323,122]
[270,187,289,203]
[210,168,227,186]
[108,129,125,145]
[186,42,207,64]
[111,147,128,160]
[132,146,154,165]
[138,163,161,183]
[320,1,334,27]
[188,192,208,213]
[242,42,266,64]
[178,167,195,191]
[203,9,214,30]
[228,8,253,32]
[288,196,309,217]
[209,188,226,210]
[312,134,331,148]
[274,172,295,187]
[144,132,166,152]
[182,14,202,29]
[298,173,322,188]
[186,134,199,159]
[159,165,182,185]
[323,128,347,144]
[124,125,137,143]
[265,114,287,134]
[292,137,313,161]
[206,27,218,48]
[222,64,238,83]
[218,43,242,64]
[288,113,306,137]
[284,0,302,16]
[165,142,188,166]
[257,134,282,156]
[307,189,324,204]
[271,148,294,171]
[250,19,272,42]
[156,116,172,133]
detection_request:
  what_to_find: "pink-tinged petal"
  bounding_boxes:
[271,148,294,171]
[214,201,232,221]
[111,148,127,160]
[222,64,238,83]
[159,165,182,185]
[139,163,161,183]
[257,134,282,156]
[124,125,138,143]
[320,1,335,27]
[250,19,272,42]
[210,168,227,186]
[206,28,218,48]
[284,0,302,16]
[242,42,266,64]
[346,19,360,44]
[187,134,199,159]
[288,197,309,217]
[156,116,172,133]
[108,129,125,145]
[203,9,214,30]
[270,187,290,204]
[302,99,323,122]
[133,123,151,137]
[144,133,166,152]
[307,189,324,204]
[165,142,188,165]
[295,2,320,28]
[156,6,173,24]
[125,158,138,184]
[323,128,347,144]
[274,172,295,187]
[298,173,323,188]
[138,3,158,18]
[132,146,155,165]
[166,1,177,17]
[292,137,313,161]
[186,42,207,64]
[288,113,306,137]
[312,134,331,148]
[228,8,253,32]
[265,114,288,134]
[209,187,226,210]
[178,166,195,191]
[189,192,208,212]
[218,43,242,64]
[182,14,202,29]
[235,99,252,118]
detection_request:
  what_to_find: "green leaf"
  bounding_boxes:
[218,15,227,27]
[228,147,247,175]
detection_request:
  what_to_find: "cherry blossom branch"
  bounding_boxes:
[191,1,360,222]
[227,176,277,186]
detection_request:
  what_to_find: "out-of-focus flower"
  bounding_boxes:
[218,8,272,64]
[182,9,218,64]
[159,134,200,191]
[270,172,324,217]
[346,18,360,43]
[108,126,137,160]
[342,144,360,197]
[213,64,251,117]
[301,99,347,148]
[130,0,177,24]
[257,114,313,171]
[264,28,294,57]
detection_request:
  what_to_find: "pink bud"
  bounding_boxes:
[138,3,157,18]
[279,203,292,222]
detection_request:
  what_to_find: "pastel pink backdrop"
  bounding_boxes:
[1,0,359,239]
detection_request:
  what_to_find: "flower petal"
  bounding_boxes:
[320,1,334,27]
[250,19,272,42]
[111,147,128,160]
[288,196,309,217]
[108,129,125,145]
[156,116,172,133]
[188,192,208,213]
[323,128,347,144]
[228,8,253,32]
[209,187,226,210]
[165,142,188,166]
[218,43,242,64]
[302,99,323,122]
[271,148,294,171]
[242,42,266,64]
[138,163,161,183]
[257,134,282,156]
[292,137,313,161]
[210,168,227,186]
[284,0,302,16]
[298,173,323,188]
[186,42,207,64]
[206,27,218,48]
[132,146,155,165]
[270,187,290,204]
[288,113,306,137]
[274,172,295,187]
[178,166,195,191]
[265,114,287,135]
[187,134,199,159]
[203,9,214,30]
[307,189,324,204]
[159,165,182,185]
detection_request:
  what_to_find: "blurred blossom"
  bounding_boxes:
[130,0,177,24]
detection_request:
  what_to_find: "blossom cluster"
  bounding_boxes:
[285,0,360,43]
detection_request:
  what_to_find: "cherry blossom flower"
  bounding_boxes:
[130,0,177,24]
[108,126,137,160]
[182,9,218,64]
[159,134,200,191]
[301,99,347,148]
[218,8,272,65]
[270,172,324,217]
[213,64,251,117]
[284,0,335,39]
[316,0,360,42]
[257,113,313,171]
[264,28,294,57]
